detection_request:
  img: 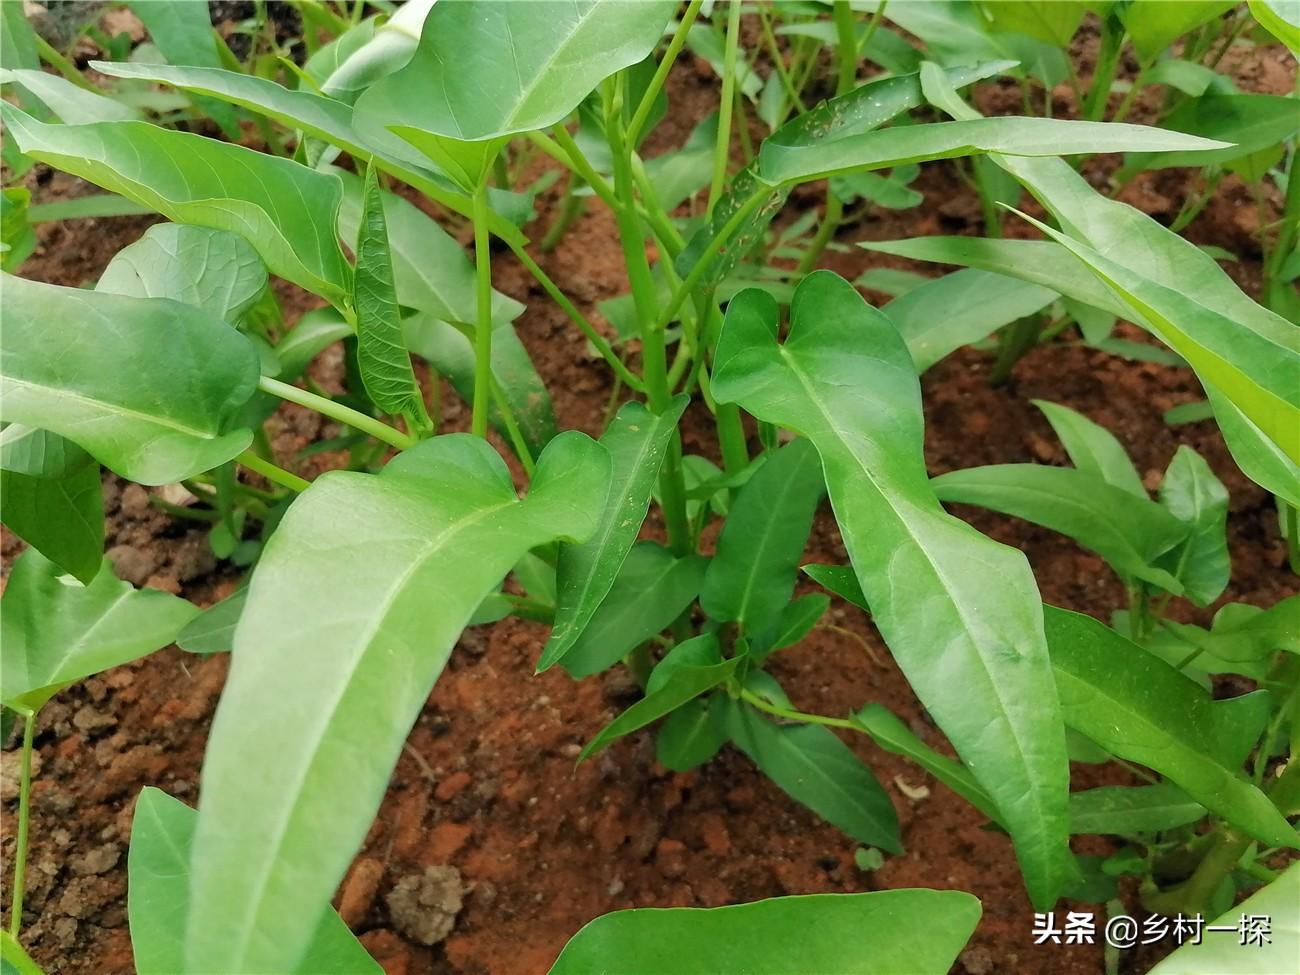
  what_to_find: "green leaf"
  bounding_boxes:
[96,224,267,324]
[352,162,426,428]
[1120,1,1237,60]
[978,1,1087,45]
[0,107,352,304]
[541,397,689,671]
[1,186,34,271]
[0,273,260,484]
[676,63,1007,290]
[1248,0,1300,53]
[581,658,738,761]
[1068,783,1205,836]
[355,1,675,183]
[757,592,831,657]
[0,425,103,585]
[882,268,1057,372]
[802,563,870,611]
[657,695,728,772]
[932,464,1188,591]
[0,0,38,75]
[1120,93,1300,178]
[757,116,1228,186]
[26,194,153,223]
[1157,446,1230,607]
[185,433,609,974]
[128,788,379,975]
[1,931,43,975]
[1043,606,1297,850]
[546,889,981,975]
[728,705,901,853]
[1150,861,1300,973]
[701,438,824,633]
[851,703,1001,825]
[559,542,708,680]
[0,548,196,713]
[1033,400,1145,498]
[176,588,247,655]
[0,68,141,124]
[713,272,1074,907]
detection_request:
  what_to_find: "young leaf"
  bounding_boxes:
[1044,606,1297,850]
[580,658,739,762]
[1120,0,1237,60]
[1120,93,1300,178]
[0,67,141,124]
[0,549,196,713]
[802,563,870,611]
[713,272,1075,908]
[728,705,901,854]
[757,117,1228,186]
[882,269,1057,373]
[185,433,609,974]
[1157,446,1230,607]
[0,273,260,484]
[176,588,248,656]
[1068,783,1205,836]
[540,396,689,672]
[128,788,379,975]
[96,224,267,324]
[1033,400,1145,498]
[656,695,728,772]
[1149,861,1300,974]
[701,437,824,634]
[352,162,427,430]
[547,889,981,975]
[755,592,831,658]
[559,542,708,680]
[0,108,352,304]
[932,464,1189,591]
[1248,0,1300,53]
[0,425,102,585]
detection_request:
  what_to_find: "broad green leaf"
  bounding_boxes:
[1068,783,1205,836]
[0,273,260,484]
[932,465,1188,590]
[757,592,831,657]
[276,310,354,380]
[0,0,38,75]
[1033,400,1145,498]
[802,563,869,611]
[1044,606,1297,849]
[1157,446,1230,607]
[978,1,1087,45]
[0,932,42,975]
[0,68,141,123]
[1120,1,1237,60]
[1248,0,1300,53]
[581,657,739,762]
[832,167,924,211]
[1120,93,1300,178]
[701,438,824,634]
[96,224,267,324]
[851,703,1000,825]
[0,426,102,585]
[186,433,609,974]
[547,889,981,975]
[128,788,379,975]
[124,0,240,137]
[541,397,689,671]
[0,186,34,271]
[26,194,153,222]
[176,588,248,655]
[646,633,724,694]
[352,163,425,427]
[0,107,352,304]
[1150,861,1300,973]
[318,0,430,100]
[1143,59,1236,98]
[757,117,1228,185]
[1160,597,1300,665]
[656,695,727,772]
[713,272,1074,908]
[560,542,708,680]
[882,268,1057,372]
[728,705,900,853]
[0,548,196,713]
[676,63,1008,289]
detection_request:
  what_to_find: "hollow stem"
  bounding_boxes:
[708,0,744,211]
[8,710,36,938]
[627,0,704,147]
[990,314,1043,385]
[471,183,494,439]
[1082,17,1124,121]
[257,376,415,450]
[236,449,309,493]
[738,687,857,732]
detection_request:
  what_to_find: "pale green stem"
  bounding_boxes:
[257,376,415,450]
[471,184,494,440]
[709,0,744,211]
[627,0,705,147]
[236,449,309,493]
[8,711,36,938]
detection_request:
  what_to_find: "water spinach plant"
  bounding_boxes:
[1,2,1297,972]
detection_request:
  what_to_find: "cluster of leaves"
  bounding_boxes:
[1,2,1297,973]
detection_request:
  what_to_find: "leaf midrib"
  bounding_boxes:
[2,375,221,441]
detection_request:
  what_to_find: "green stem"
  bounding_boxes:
[1264,149,1300,313]
[540,173,583,251]
[1283,503,1300,576]
[708,0,744,211]
[832,1,858,96]
[471,183,494,439]
[758,3,807,118]
[1082,18,1124,121]
[627,0,704,148]
[489,376,536,476]
[738,687,857,731]
[33,35,96,92]
[990,314,1043,385]
[236,449,309,493]
[8,711,36,938]
[796,189,843,274]
[257,376,415,450]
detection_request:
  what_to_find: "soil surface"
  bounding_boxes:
[2,17,1297,975]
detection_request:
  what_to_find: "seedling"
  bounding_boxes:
[1,2,1296,972]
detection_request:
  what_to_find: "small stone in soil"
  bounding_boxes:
[70,843,121,877]
[105,543,156,586]
[385,865,464,946]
